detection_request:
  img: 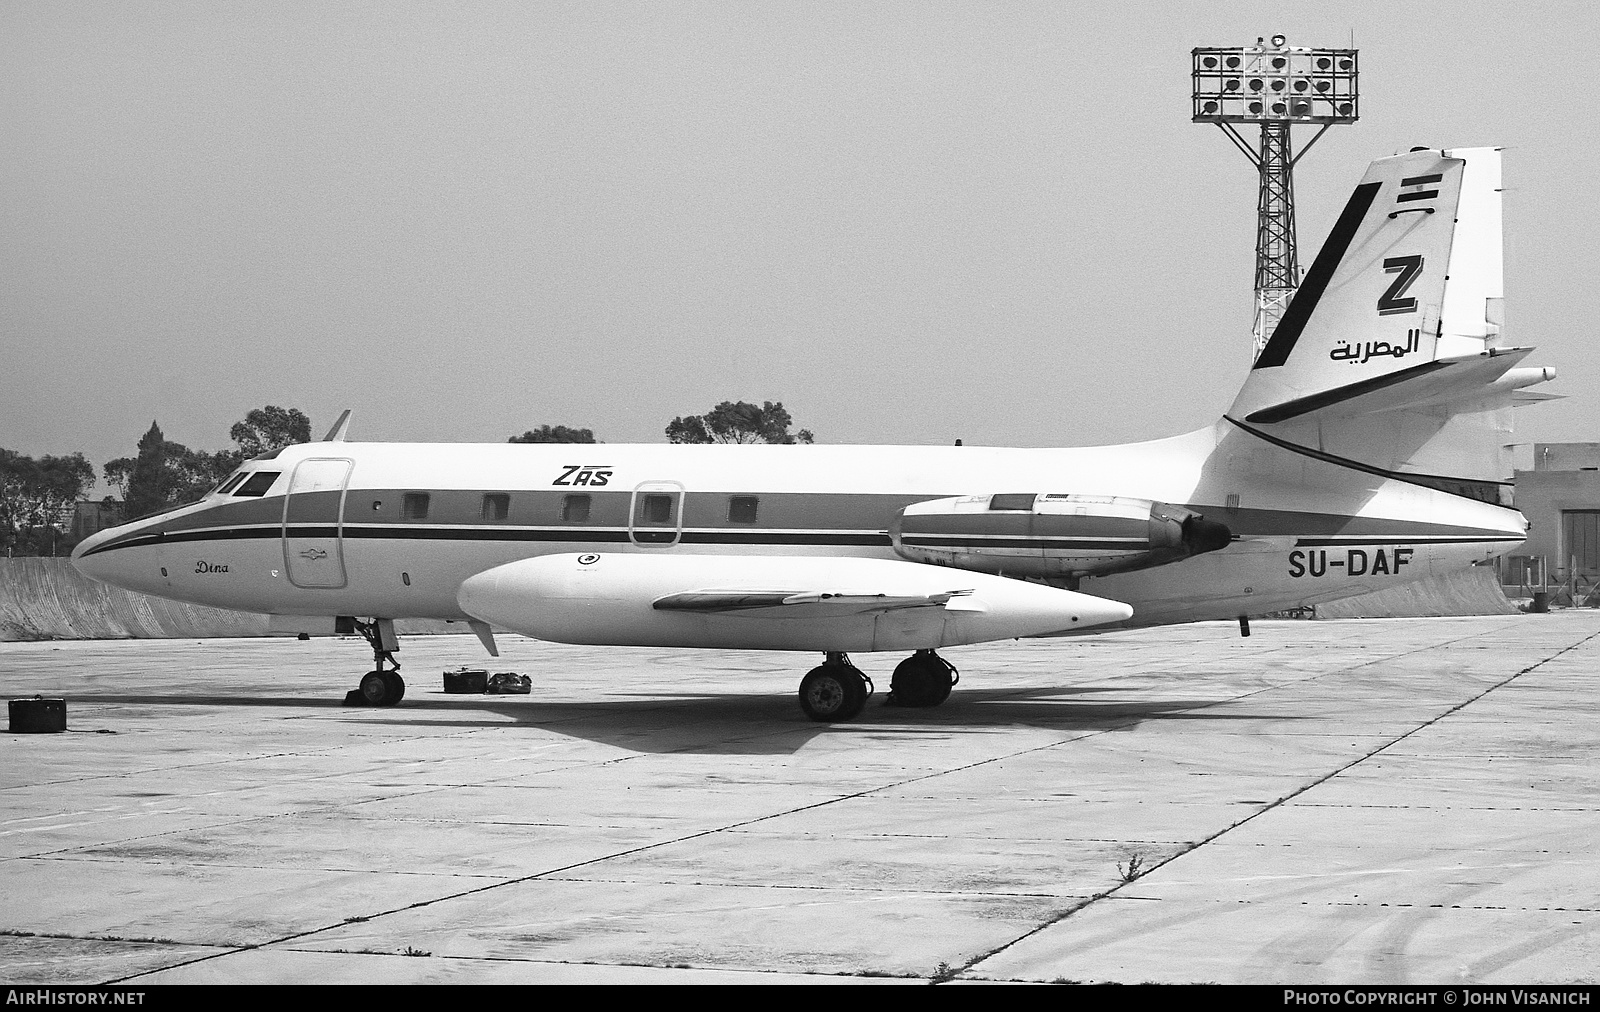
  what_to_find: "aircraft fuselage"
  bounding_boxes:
[74,418,1527,634]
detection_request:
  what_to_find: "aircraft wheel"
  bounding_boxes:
[358,670,398,707]
[888,650,956,708]
[798,664,868,722]
[381,670,405,705]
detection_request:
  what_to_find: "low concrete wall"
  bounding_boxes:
[1312,565,1520,619]
[0,559,462,641]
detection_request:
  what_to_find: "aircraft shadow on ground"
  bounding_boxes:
[69,685,1304,755]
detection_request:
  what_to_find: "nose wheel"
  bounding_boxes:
[356,669,405,707]
[798,653,873,722]
[342,618,405,707]
[886,649,958,708]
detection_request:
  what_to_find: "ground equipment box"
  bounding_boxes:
[442,668,488,694]
[9,697,66,733]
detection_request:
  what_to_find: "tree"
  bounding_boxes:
[231,406,312,459]
[102,457,135,500]
[0,449,96,555]
[117,422,236,519]
[111,407,311,520]
[508,425,597,444]
[121,422,174,519]
[666,401,815,445]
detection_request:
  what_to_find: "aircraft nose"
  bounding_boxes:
[71,527,116,582]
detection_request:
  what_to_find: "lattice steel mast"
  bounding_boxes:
[1192,35,1359,360]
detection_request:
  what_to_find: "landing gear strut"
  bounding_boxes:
[886,649,959,708]
[798,652,873,722]
[342,617,405,707]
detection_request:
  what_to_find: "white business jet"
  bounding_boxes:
[74,147,1550,721]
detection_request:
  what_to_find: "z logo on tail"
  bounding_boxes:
[1378,255,1424,316]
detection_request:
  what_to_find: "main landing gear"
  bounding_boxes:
[798,653,873,722]
[886,649,959,708]
[796,649,961,722]
[341,617,405,707]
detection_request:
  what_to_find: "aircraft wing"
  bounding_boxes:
[652,588,979,616]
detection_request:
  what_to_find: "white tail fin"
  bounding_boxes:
[1227,147,1555,500]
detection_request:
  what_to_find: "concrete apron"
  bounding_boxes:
[1,612,1596,984]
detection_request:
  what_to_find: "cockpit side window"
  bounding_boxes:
[214,473,248,495]
[233,471,282,497]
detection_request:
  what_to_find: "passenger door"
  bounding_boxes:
[282,458,353,588]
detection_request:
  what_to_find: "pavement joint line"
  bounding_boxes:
[944,622,1600,984]
[0,928,230,949]
[14,853,514,879]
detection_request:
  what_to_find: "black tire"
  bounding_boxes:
[380,670,405,705]
[889,651,955,708]
[798,664,868,722]
[358,670,391,706]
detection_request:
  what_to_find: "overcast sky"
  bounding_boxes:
[4,1,1596,483]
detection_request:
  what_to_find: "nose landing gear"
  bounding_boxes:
[342,618,405,707]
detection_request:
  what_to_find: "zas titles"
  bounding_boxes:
[1289,547,1413,579]
[553,465,612,487]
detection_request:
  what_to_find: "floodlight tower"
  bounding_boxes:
[1192,35,1358,359]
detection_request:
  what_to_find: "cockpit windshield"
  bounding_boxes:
[233,471,281,497]
[213,472,248,496]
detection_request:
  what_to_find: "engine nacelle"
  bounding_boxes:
[890,493,1232,580]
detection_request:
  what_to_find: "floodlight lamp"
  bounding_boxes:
[1271,34,1286,47]
[1191,43,1358,124]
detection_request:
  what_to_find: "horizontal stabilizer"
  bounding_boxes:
[1243,347,1541,424]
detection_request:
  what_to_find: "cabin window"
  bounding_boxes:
[561,494,591,522]
[728,495,759,523]
[233,471,281,497]
[214,473,248,495]
[402,493,431,520]
[481,493,510,521]
[639,493,674,525]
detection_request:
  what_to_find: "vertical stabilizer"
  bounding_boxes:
[1225,147,1552,498]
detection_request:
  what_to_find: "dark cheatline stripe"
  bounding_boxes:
[1296,536,1517,547]
[1253,181,1383,370]
[1396,190,1440,203]
[1400,173,1443,186]
[83,524,893,555]
[1244,360,1451,424]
